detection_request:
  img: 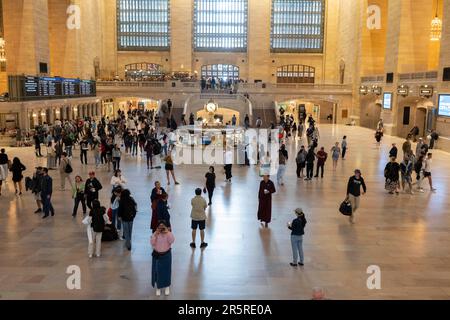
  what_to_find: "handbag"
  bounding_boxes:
[203,188,207,194]
[65,163,73,174]
[339,200,352,216]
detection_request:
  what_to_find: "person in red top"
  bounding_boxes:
[314,147,328,178]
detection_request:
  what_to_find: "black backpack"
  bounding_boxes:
[91,207,106,233]
[153,140,162,155]
[414,160,423,173]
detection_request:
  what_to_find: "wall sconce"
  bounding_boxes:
[371,85,382,95]
[419,85,434,98]
[32,113,37,118]
[40,111,46,117]
[359,85,368,95]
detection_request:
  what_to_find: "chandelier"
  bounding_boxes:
[430,0,442,41]
[0,38,6,62]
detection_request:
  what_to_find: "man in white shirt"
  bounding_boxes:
[224,148,233,182]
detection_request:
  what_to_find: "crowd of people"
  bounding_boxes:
[0,106,443,297]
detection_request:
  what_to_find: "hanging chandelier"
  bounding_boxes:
[430,0,442,41]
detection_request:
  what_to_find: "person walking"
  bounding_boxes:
[429,130,439,149]
[375,130,383,146]
[314,147,328,178]
[163,154,180,185]
[400,157,414,194]
[0,148,9,196]
[72,176,87,217]
[151,181,166,232]
[110,186,123,239]
[144,138,154,170]
[346,169,367,224]
[118,189,137,251]
[420,153,436,192]
[86,200,110,258]
[402,135,412,160]
[330,142,341,170]
[341,136,348,159]
[384,157,400,194]
[389,143,398,159]
[85,171,103,210]
[257,175,276,228]
[112,144,122,171]
[295,146,307,178]
[415,138,425,157]
[10,157,26,195]
[304,147,315,181]
[41,168,55,219]
[59,152,73,191]
[151,220,175,296]
[204,166,216,205]
[32,167,44,213]
[277,144,288,185]
[288,208,307,267]
[80,136,89,165]
[190,188,208,248]
[34,133,43,157]
[224,147,233,183]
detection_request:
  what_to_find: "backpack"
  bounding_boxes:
[64,161,73,174]
[153,140,162,155]
[91,207,106,233]
[414,160,423,173]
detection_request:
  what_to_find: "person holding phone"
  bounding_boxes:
[288,208,307,267]
[257,175,276,228]
[151,220,175,296]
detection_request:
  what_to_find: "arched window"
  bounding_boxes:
[125,63,164,81]
[201,64,240,81]
[276,65,315,84]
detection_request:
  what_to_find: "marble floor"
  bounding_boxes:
[0,124,450,300]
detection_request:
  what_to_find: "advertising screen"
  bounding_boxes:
[438,94,450,117]
[383,92,392,109]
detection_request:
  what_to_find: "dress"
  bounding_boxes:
[331,147,340,161]
[151,187,166,231]
[384,162,400,192]
[257,180,276,223]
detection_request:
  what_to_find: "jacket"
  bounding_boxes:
[40,175,53,195]
[85,178,103,198]
[118,198,137,222]
[289,215,307,236]
[346,176,366,197]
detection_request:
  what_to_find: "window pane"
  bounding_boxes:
[194,0,248,52]
[271,0,324,53]
[117,0,170,51]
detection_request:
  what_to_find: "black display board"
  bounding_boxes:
[8,75,96,101]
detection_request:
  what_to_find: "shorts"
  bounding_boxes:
[191,220,206,230]
[165,164,174,171]
[34,193,41,201]
[423,171,431,178]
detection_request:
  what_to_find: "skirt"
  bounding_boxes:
[385,179,399,192]
[151,250,172,289]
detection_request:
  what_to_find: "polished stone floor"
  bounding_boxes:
[1,124,450,300]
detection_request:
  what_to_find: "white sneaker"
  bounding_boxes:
[156,289,161,296]
[96,254,101,258]
[418,188,424,193]
[88,255,93,258]
[164,287,170,296]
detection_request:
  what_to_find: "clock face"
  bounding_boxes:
[206,102,217,113]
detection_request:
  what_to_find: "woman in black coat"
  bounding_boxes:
[384,156,400,194]
[10,157,26,195]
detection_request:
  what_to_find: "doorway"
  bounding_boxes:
[415,108,427,138]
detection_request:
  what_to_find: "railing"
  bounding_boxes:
[398,71,438,81]
[238,83,352,91]
[361,75,384,83]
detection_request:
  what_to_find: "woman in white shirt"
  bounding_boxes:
[110,169,127,191]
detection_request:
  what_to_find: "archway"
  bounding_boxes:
[396,97,434,139]
[359,95,382,130]
[275,98,336,125]
[196,107,240,126]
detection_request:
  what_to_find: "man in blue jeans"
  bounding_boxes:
[288,208,307,267]
[40,168,55,219]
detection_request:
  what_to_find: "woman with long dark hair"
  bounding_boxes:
[10,157,26,195]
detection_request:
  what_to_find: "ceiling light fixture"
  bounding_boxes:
[430,0,442,41]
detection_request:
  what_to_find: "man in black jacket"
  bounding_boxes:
[32,167,43,213]
[40,168,55,219]
[346,169,367,224]
[85,171,103,210]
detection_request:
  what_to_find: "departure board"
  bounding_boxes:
[8,75,96,101]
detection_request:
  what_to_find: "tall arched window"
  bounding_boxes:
[125,63,164,81]
[201,64,240,81]
[277,65,315,84]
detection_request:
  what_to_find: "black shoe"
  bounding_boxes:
[208,202,212,205]
[34,208,42,214]
[290,263,298,267]
[51,212,55,217]
[127,246,132,251]
[200,242,208,248]
[190,242,196,248]
[42,215,49,219]
[72,214,76,218]
[298,263,304,266]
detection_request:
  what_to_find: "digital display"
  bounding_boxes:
[383,92,392,109]
[12,75,96,101]
[438,94,450,117]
